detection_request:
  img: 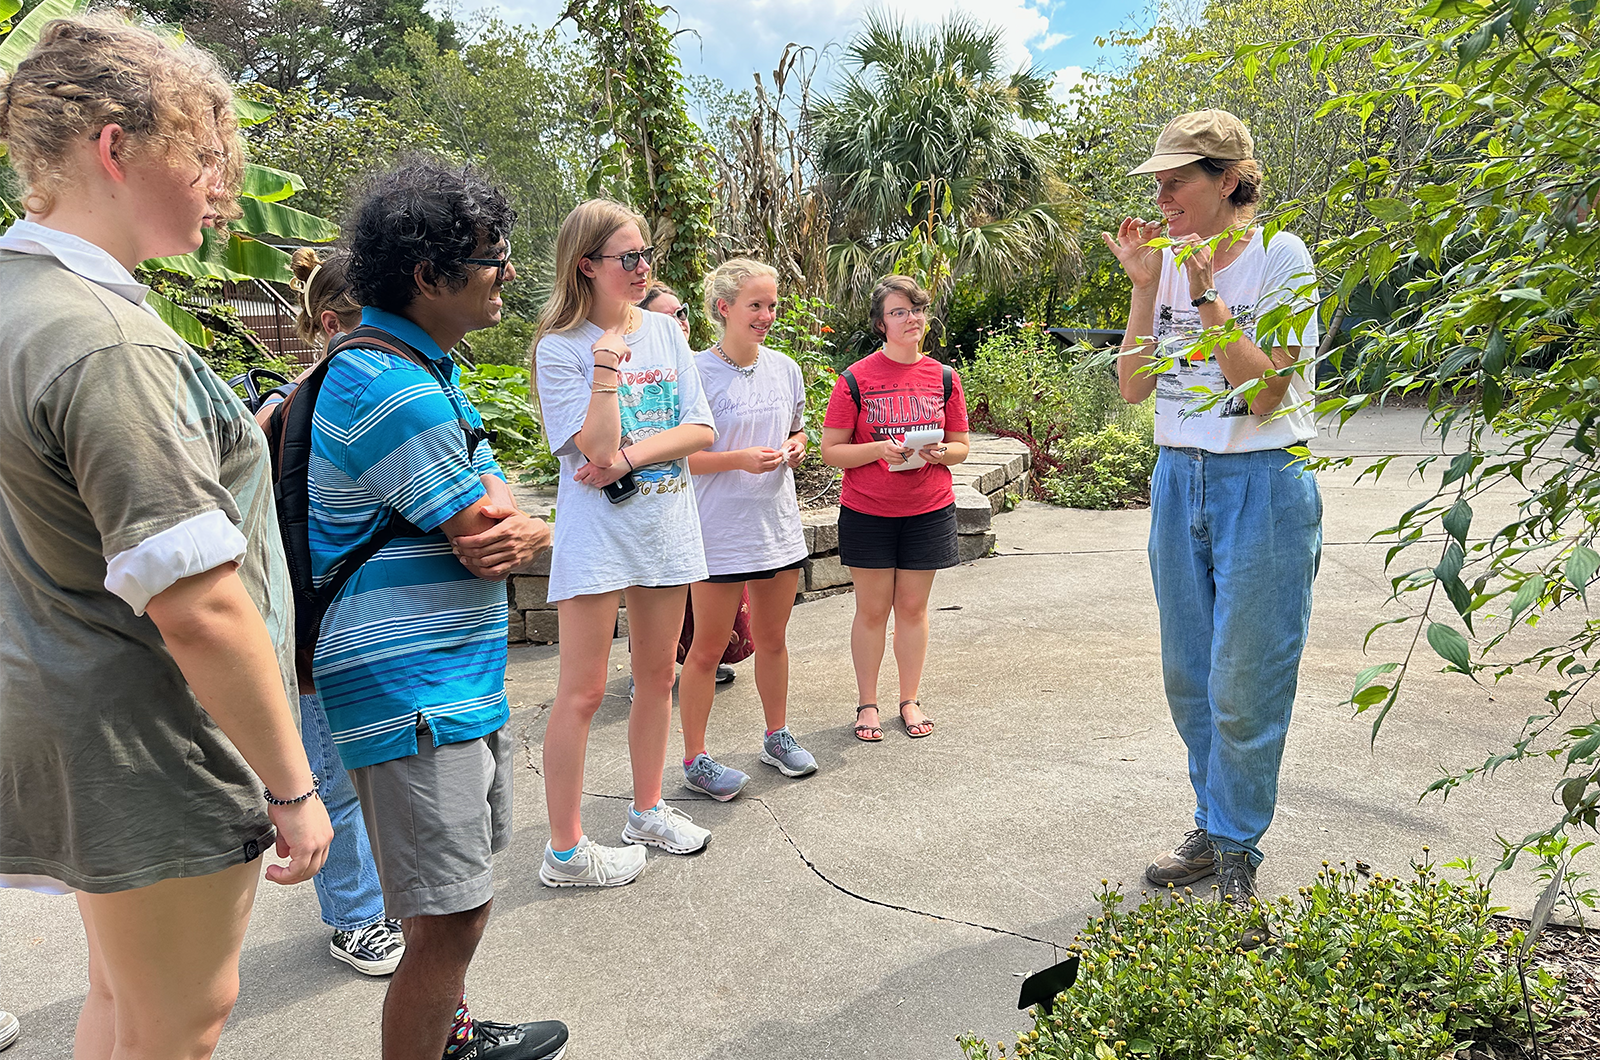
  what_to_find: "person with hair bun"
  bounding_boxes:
[675,257,817,801]
[249,246,408,979]
[533,198,717,887]
[821,274,971,743]
[1103,109,1321,925]
[0,14,331,1058]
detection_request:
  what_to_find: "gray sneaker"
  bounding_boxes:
[759,727,818,777]
[1145,827,1216,886]
[682,753,749,801]
[622,801,711,854]
[539,836,646,888]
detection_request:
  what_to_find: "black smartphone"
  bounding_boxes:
[603,471,639,504]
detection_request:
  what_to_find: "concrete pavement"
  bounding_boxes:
[0,408,1571,1059]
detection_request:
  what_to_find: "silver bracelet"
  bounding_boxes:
[264,773,321,806]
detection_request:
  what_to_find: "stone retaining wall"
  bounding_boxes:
[506,432,1031,644]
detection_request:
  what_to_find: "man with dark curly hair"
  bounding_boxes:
[308,155,566,1060]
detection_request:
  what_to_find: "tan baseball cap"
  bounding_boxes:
[1128,109,1254,175]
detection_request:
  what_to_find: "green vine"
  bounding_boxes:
[562,0,715,340]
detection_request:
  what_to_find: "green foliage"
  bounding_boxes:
[143,273,292,381]
[960,858,1562,1060]
[762,293,841,445]
[134,0,459,98]
[962,329,1154,509]
[814,12,1081,320]
[1041,426,1157,511]
[1286,0,1600,868]
[379,20,595,312]
[457,363,558,485]
[562,0,715,337]
[468,313,536,368]
[239,84,446,222]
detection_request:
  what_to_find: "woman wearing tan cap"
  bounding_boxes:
[1101,109,1322,926]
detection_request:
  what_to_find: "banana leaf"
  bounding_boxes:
[0,0,88,73]
[145,291,213,347]
[241,163,306,204]
[234,98,275,128]
[238,195,337,242]
[0,0,22,33]
[149,230,293,285]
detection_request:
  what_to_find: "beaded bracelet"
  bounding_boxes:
[264,773,321,806]
[592,384,619,395]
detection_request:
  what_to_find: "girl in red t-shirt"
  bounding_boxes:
[821,275,971,742]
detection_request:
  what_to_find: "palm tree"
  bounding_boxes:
[811,11,1082,320]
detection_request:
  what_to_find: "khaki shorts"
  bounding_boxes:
[349,721,512,919]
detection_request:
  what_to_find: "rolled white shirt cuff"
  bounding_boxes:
[104,509,249,615]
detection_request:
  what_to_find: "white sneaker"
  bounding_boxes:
[538,836,646,888]
[0,1010,17,1052]
[621,801,711,854]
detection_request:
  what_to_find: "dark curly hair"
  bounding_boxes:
[344,154,517,313]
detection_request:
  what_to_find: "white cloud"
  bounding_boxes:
[1050,64,1089,101]
[470,0,1073,91]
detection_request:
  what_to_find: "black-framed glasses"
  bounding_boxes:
[587,245,655,273]
[462,253,513,283]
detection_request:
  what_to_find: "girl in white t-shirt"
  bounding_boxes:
[1103,109,1322,922]
[677,259,817,802]
[532,199,717,887]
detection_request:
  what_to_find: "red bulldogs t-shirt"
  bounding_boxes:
[823,350,970,518]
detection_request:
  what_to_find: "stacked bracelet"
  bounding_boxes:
[264,773,321,806]
[592,384,619,395]
[593,363,619,374]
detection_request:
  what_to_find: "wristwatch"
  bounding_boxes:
[1191,288,1220,308]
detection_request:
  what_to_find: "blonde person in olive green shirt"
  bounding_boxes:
[0,17,330,1059]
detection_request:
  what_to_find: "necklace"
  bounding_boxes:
[713,341,759,377]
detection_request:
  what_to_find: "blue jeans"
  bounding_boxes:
[1147,447,1322,866]
[299,693,386,931]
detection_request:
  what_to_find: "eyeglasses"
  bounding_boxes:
[462,253,513,283]
[587,246,655,273]
[886,307,928,321]
[673,305,689,321]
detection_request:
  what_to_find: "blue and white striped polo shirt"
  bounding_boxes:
[308,308,509,770]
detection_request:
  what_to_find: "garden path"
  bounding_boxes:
[0,407,1569,1060]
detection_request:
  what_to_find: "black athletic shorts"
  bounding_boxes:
[704,557,807,584]
[837,502,959,571]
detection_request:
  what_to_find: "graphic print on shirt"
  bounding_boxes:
[618,366,689,493]
[857,382,946,441]
[1154,301,1259,419]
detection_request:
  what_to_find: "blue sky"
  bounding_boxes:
[455,0,1156,101]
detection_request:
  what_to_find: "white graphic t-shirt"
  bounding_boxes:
[692,347,808,576]
[536,311,716,601]
[1152,228,1320,453]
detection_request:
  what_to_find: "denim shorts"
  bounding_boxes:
[838,502,959,570]
[348,721,512,919]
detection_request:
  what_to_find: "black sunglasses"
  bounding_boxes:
[587,245,655,273]
[673,305,689,321]
[462,253,512,283]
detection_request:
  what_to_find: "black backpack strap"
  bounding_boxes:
[842,368,862,410]
[942,363,954,408]
[274,328,434,649]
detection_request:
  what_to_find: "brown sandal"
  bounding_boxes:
[854,704,883,742]
[899,699,935,739]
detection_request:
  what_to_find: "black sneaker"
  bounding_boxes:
[715,665,736,685]
[1214,850,1270,950]
[329,918,405,976]
[452,1019,569,1060]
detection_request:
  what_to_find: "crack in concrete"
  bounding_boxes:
[512,720,1065,957]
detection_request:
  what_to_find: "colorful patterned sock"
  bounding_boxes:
[442,993,473,1057]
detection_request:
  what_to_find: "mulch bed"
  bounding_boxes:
[793,456,840,510]
[1463,917,1599,1060]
